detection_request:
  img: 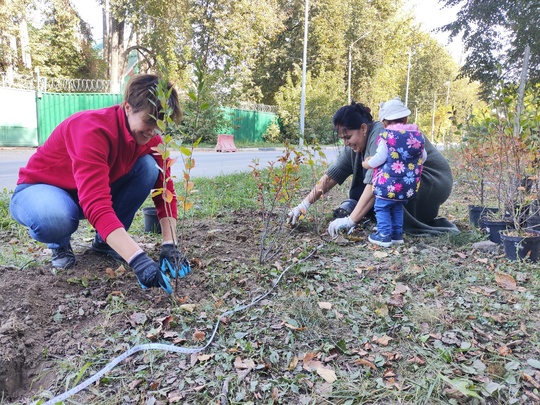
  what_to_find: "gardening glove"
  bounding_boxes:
[129,252,173,294]
[287,199,311,226]
[327,216,356,238]
[160,243,191,279]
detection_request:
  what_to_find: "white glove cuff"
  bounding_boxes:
[299,199,311,211]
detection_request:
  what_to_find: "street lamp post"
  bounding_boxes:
[405,49,412,107]
[299,0,309,148]
[347,34,367,104]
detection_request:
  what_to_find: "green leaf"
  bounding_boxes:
[73,362,92,387]
[527,359,540,369]
[440,375,482,399]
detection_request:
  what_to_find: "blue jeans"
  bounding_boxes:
[374,198,406,236]
[10,155,159,249]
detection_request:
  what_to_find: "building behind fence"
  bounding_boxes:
[0,76,277,147]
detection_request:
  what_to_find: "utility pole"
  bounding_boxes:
[514,44,530,138]
[405,49,412,107]
[299,0,309,148]
[347,34,367,104]
[431,92,437,142]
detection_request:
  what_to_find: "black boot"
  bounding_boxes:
[51,243,76,269]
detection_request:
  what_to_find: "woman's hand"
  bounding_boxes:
[327,216,356,237]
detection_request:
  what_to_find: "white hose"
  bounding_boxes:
[43,244,323,405]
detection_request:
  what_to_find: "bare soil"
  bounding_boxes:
[0,213,267,403]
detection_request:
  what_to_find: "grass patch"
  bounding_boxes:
[3,148,540,404]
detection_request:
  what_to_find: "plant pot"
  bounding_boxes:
[143,207,161,233]
[500,229,540,262]
[526,215,540,231]
[483,219,513,244]
[468,205,499,229]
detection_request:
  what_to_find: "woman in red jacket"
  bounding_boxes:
[9,74,188,294]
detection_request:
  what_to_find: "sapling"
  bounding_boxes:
[148,74,201,293]
[250,141,328,263]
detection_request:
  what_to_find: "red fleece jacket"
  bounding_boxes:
[17,105,178,240]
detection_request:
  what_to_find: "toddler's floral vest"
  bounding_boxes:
[373,129,425,201]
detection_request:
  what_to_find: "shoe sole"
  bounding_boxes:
[391,240,404,245]
[368,235,392,248]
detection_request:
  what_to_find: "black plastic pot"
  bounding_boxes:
[468,205,499,229]
[500,229,540,262]
[143,207,161,233]
[483,219,513,244]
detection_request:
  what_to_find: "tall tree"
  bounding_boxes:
[0,0,33,81]
[438,0,540,92]
[29,0,101,79]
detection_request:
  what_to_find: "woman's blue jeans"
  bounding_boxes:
[374,198,406,237]
[9,155,159,249]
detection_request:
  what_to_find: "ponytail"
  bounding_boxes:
[333,101,373,130]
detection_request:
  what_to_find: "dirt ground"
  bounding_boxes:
[0,212,271,404]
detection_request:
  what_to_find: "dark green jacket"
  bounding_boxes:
[326,121,458,235]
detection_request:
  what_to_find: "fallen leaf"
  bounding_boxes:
[129,312,147,326]
[180,304,196,312]
[497,345,512,356]
[234,356,256,369]
[285,323,305,331]
[375,305,389,317]
[193,330,206,341]
[167,391,183,402]
[316,367,337,383]
[128,379,143,390]
[495,272,517,290]
[105,268,116,278]
[114,264,126,276]
[157,315,174,329]
[318,302,332,310]
[355,358,377,369]
[407,356,426,365]
[146,326,162,340]
[374,251,389,259]
[373,335,392,346]
[271,387,279,401]
[387,294,404,307]
[288,356,299,370]
[393,284,409,294]
[522,372,540,389]
[197,354,214,362]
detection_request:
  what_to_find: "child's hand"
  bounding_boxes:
[362,157,372,169]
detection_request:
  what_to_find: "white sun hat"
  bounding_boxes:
[378,97,411,121]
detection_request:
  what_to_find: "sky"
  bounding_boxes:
[71,0,463,61]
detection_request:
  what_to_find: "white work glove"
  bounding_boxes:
[287,199,311,226]
[327,216,356,238]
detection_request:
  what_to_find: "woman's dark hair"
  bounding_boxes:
[332,101,373,130]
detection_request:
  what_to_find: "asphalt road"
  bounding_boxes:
[0,146,340,192]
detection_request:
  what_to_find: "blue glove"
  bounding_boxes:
[129,252,172,294]
[160,244,191,279]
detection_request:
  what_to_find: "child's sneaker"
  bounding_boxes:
[368,232,392,248]
[391,233,404,245]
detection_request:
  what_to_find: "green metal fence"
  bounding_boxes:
[223,108,276,143]
[0,88,277,146]
[37,92,123,145]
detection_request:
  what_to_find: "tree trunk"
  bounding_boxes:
[18,14,31,69]
[109,15,125,93]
